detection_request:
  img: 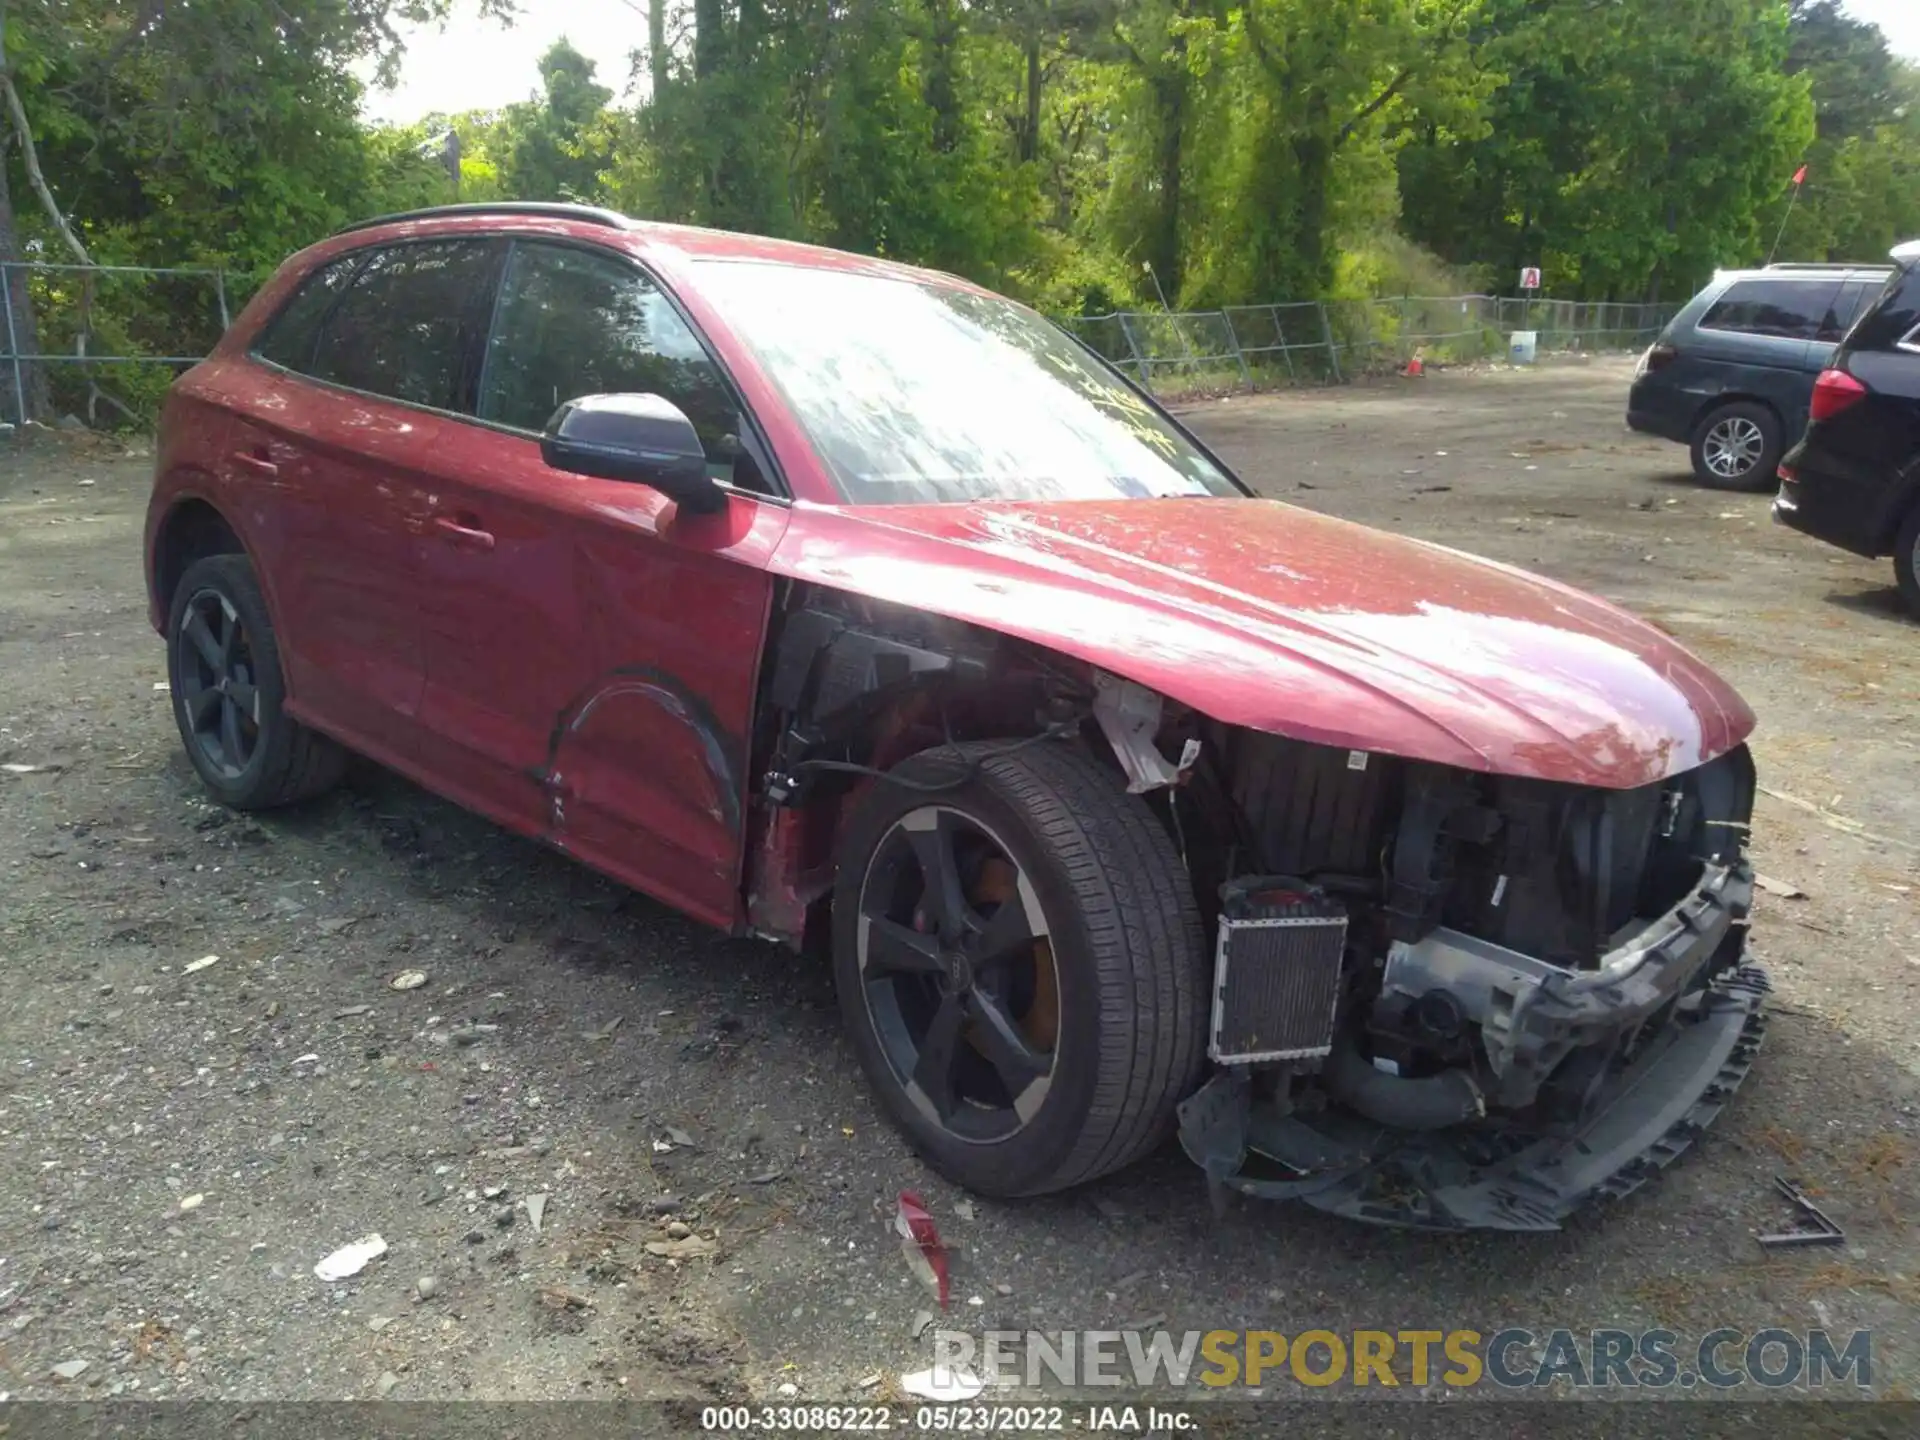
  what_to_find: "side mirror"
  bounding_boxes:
[540,393,726,514]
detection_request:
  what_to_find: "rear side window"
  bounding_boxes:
[1699,278,1842,341]
[477,242,743,478]
[254,256,362,372]
[307,240,503,412]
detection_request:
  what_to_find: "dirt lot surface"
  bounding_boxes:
[2,355,1917,1414]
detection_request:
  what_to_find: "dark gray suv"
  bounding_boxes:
[1627,263,1891,489]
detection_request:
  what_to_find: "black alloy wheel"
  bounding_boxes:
[832,741,1206,1198]
[166,552,345,809]
[854,803,1059,1142]
[175,586,261,779]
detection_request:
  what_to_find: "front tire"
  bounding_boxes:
[167,553,345,809]
[1689,401,1781,491]
[832,741,1207,1197]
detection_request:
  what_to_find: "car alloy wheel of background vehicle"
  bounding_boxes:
[831,740,1206,1197]
[167,554,346,809]
[1689,402,1781,491]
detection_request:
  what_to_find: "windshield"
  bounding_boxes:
[693,260,1242,505]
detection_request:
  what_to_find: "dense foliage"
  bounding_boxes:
[1,0,1915,413]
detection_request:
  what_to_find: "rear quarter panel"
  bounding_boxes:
[1664,323,1817,446]
[145,363,257,630]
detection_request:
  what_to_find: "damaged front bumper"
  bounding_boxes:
[1177,861,1769,1230]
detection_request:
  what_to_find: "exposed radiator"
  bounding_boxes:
[1209,877,1349,1065]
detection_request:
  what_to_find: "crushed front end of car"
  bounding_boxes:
[1170,725,1767,1231]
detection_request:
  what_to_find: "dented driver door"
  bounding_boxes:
[414,239,789,930]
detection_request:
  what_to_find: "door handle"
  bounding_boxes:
[231,449,278,477]
[433,515,495,552]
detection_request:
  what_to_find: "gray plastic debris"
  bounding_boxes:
[526,1193,548,1235]
[50,1359,89,1380]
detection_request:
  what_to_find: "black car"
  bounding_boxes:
[1775,240,1920,615]
[1627,262,1891,489]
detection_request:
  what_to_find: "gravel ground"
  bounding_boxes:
[1,356,1916,1413]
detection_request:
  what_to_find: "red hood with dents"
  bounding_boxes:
[766,496,1755,790]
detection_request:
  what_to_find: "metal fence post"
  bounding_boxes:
[1318,303,1342,384]
[1273,305,1297,381]
[1219,310,1252,386]
[215,269,231,331]
[1,264,24,427]
[1115,311,1152,394]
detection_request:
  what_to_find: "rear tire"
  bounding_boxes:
[167,553,346,810]
[1895,502,1920,620]
[1689,401,1781,491]
[832,741,1207,1197]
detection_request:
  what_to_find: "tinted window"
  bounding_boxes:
[1700,278,1842,341]
[1850,266,1920,353]
[1821,280,1874,342]
[478,243,744,483]
[692,260,1240,505]
[254,255,363,372]
[308,241,502,411]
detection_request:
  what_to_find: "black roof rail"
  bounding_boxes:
[331,202,634,237]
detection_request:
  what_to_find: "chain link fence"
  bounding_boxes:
[1066,295,1676,397]
[0,261,270,427]
[0,258,1677,427]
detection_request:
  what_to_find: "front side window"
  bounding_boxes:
[1700,279,1842,341]
[690,260,1241,506]
[254,254,363,373]
[307,240,503,412]
[478,242,745,485]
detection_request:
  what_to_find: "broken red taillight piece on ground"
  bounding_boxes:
[894,1190,949,1308]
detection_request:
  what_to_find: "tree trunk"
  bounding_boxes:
[1019,39,1040,163]
[1147,44,1187,302]
[1290,120,1332,296]
[923,0,963,154]
[694,0,728,80]
[649,0,667,98]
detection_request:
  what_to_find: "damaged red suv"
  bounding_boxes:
[146,204,1768,1230]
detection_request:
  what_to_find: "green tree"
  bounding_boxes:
[1398,0,1814,300]
[497,39,616,203]
[1769,3,1920,262]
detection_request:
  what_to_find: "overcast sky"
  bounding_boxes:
[358,0,1920,126]
[358,1,647,123]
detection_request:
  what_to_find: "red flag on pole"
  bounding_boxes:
[1791,164,1808,185]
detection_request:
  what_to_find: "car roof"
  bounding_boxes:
[323,202,988,292]
[1892,239,1920,266]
